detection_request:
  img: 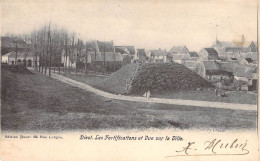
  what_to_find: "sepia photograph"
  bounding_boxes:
[0,0,259,160]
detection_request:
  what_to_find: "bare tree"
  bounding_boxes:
[48,22,52,77]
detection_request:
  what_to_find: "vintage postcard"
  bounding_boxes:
[0,0,259,160]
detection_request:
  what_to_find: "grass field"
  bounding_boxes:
[61,71,257,105]
[152,90,257,105]
[1,66,257,132]
[62,72,107,87]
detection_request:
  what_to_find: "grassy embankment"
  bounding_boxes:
[1,65,257,132]
[61,63,257,105]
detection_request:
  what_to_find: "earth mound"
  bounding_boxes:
[96,62,213,95]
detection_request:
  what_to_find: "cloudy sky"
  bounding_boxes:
[1,0,258,51]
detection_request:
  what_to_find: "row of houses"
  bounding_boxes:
[138,41,257,65]
[195,61,258,91]
[2,35,256,67]
[1,35,258,90]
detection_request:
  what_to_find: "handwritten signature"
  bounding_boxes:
[166,138,249,157]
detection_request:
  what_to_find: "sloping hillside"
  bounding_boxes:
[96,62,213,95]
[95,63,139,94]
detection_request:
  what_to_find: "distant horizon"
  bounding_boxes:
[1,0,257,52]
[2,34,256,53]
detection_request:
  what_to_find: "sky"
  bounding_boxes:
[1,0,258,51]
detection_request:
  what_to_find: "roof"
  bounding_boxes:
[183,62,199,69]
[115,46,129,54]
[203,61,222,71]
[97,41,114,52]
[202,61,232,75]
[188,52,198,57]
[100,52,122,61]
[246,41,257,47]
[244,52,257,61]
[204,48,218,55]
[86,40,115,53]
[1,36,27,47]
[214,47,227,58]
[137,49,146,54]
[150,49,168,57]
[169,45,189,54]
[115,46,135,55]
[225,47,245,52]
[2,51,34,58]
[88,52,123,62]
[245,58,253,63]
[220,62,255,78]
[126,46,135,55]
[220,62,236,73]
[171,54,191,60]
[1,37,29,55]
[235,67,255,78]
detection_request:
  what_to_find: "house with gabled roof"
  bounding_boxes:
[85,40,123,71]
[169,45,189,54]
[188,51,198,57]
[148,49,169,62]
[168,53,196,64]
[248,41,257,52]
[115,46,135,56]
[61,40,123,72]
[219,62,257,90]
[198,48,219,61]
[196,61,232,82]
[166,49,199,64]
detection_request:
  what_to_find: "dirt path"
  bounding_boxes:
[34,69,257,111]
